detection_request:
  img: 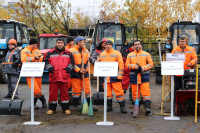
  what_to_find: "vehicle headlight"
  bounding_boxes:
[0,51,4,55]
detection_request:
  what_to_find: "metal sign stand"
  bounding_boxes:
[23,77,42,125]
[20,62,45,125]
[96,77,114,126]
[164,76,180,120]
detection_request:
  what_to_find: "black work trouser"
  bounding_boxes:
[7,74,19,97]
[174,76,186,103]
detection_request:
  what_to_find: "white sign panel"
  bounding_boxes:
[161,61,184,75]
[0,39,6,44]
[166,53,185,61]
[94,62,118,77]
[20,62,45,77]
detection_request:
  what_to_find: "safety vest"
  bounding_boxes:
[126,49,153,84]
[99,48,124,83]
[21,46,43,63]
[69,45,89,79]
[172,45,197,70]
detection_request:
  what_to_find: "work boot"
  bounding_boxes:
[107,99,113,112]
[39,95,47,108]
[65,110,71,115]
[47,110,55,115]
[34,97,39,109]
[87,98,98,111]
[61,103,71,115]
[144,100,151,116]
[47,103,57,115]
[119,101,127,113]
[4,95,11,98]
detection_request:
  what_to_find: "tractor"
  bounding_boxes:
[166,21,200,54]
[156,21,200,85]
[162,21,200,115]
[0,19,30,83]
[85,20,138,54]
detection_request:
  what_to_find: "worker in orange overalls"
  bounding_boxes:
[65,36,75,50]
[172,36,197,102]
[125,40,153,116]
[98,40,127,113]
[21,38,47,109]
[65,36,75,91]
[69,36,98,111]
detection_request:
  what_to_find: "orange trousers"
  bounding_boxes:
[71,78,90,99]
[105,82,125,102]
[26,77,43,98]
[131,82,151,102]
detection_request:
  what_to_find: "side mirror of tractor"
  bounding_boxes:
[85,26,89,34]
[127,27,132,34]
[169,25,174,33]
[195,25,200,35]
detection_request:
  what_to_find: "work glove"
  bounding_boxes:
[135,64,142,74]
[12,63,16,68]
[48,67,54,73]
[66,66,72,73]
[46,64,54,73]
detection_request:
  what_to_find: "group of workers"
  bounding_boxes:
[3,34,196,117]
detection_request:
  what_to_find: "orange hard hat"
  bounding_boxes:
[8,39,17,45]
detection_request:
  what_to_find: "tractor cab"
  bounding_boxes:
[39,31,67,60]
[0,19,30,60]
[39,32,67,50]
[166,21,200,54]
[91,20,137,53]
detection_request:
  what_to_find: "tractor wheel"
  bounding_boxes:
[0,63,7,84]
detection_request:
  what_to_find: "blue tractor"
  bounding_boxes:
[0,19,30,83]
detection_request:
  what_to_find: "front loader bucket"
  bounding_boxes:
[0,100,23,116]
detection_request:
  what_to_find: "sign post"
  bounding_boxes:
[161,61,184,120]
[94,62,118,126]
[21,62,45,125]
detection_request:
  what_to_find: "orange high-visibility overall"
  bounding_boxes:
[21,46,43,98]
[99,48,125,102]
[125,49,153,102]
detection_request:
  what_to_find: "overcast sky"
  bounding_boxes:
[69,0,126,18]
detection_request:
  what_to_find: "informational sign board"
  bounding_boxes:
[166,53,185,61]
[161,61,184,75]
[94,62,118,77]
[20,62,45,77]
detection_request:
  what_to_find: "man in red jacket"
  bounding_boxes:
[45,38,75,115]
